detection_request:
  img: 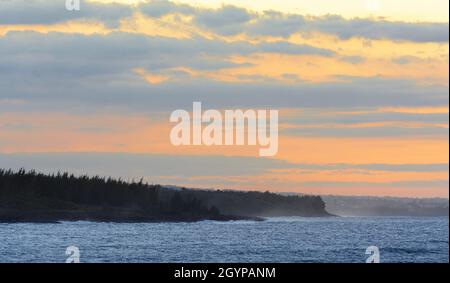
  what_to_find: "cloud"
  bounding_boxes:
[139,2,449,42]
[247,12,449,42]
[249,13,449,42]
[305,15,449,42]
[281,124,448,138]
[258,41,334,56]
[0,30,447,114]
[193,5,252,36]
[2,1,447,43]
[281,108,449,126]
[0,153,447,179]
[391,56,417,65]
[0,30,335,98]
[134,68,169,84]
[0,31,332,76]
[0,0,132,27]
[0,153,287,178]
[0,32,447,113]
[138,0,195,18]
[341,55,365,64]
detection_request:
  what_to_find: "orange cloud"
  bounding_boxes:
[377,106,449,114]
[227,52,449,84]
[276,136,449,165]
[0,20,111,37]
[134,68,169,84]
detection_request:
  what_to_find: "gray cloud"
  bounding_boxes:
[258,41,334,56]
[193,5,252,36]
[281,125,448,138]
[341,55,365,64]
[242,12,448,42]
[281,110,449,126]
[391,56,418,65]
[139,2,449,42]
[138,0,194,18]
[0,153,284,178]
[197,5,251,26]
[0,0,132,27]
[305,15,449,42]
[1,1,447,43]
[0,31,333,78]
[249,13,448,42]
[0,31,447,115]
[0,153,447,181]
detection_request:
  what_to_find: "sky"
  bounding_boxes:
[0,0,448,197]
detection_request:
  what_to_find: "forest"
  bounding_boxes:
[0,169,330,223]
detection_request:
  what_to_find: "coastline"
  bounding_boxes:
[0,210,264,224]
[0,169,333,224]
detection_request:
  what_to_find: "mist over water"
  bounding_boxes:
[0,217,448,263]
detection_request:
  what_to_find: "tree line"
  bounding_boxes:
[0,168,329,222]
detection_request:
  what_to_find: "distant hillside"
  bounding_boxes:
[192,189,330,217]
[0,169,330,223]
[322,195,449,217]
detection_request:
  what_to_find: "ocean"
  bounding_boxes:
[0,217,448,263]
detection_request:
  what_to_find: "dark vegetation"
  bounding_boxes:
[192,189,329,217]
[0,169,330,223]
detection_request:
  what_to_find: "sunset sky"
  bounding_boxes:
[0,0,448,197]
